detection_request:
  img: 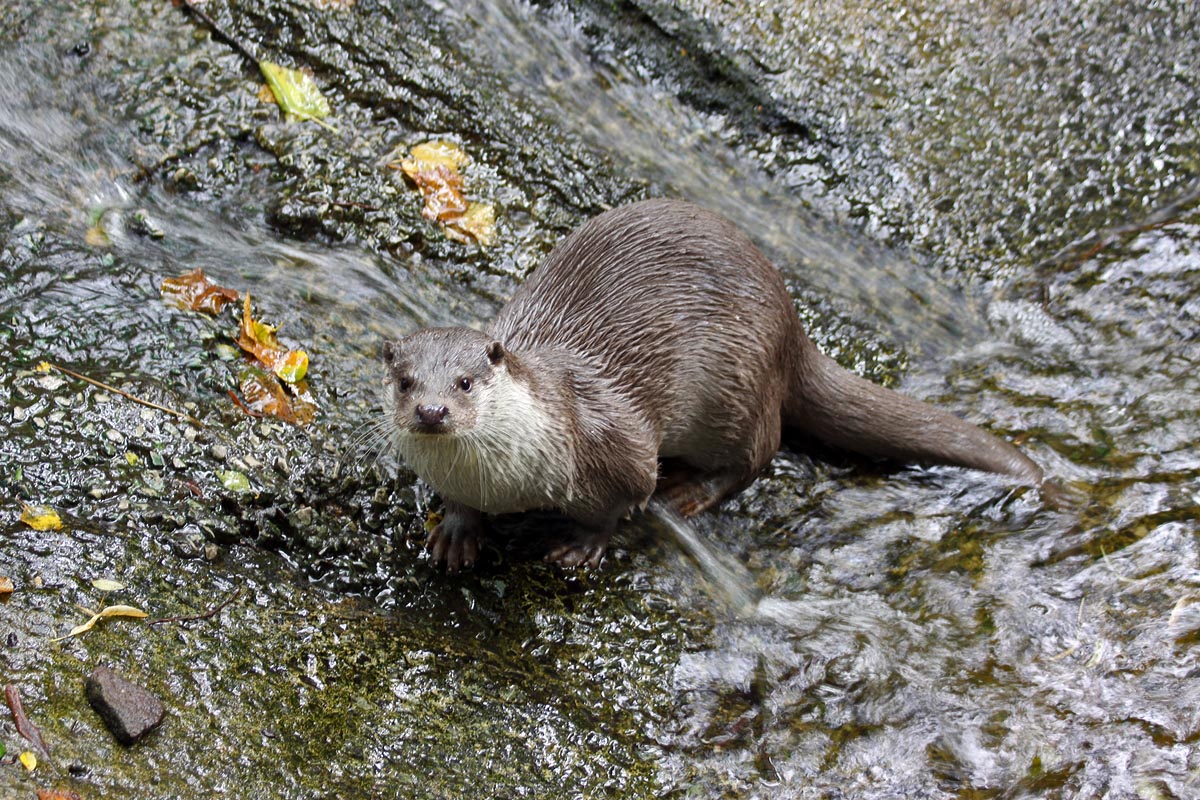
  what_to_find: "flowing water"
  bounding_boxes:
[2,0,1199,798]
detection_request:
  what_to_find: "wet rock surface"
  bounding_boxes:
[85,667,166,745]
[1,0,1198,798]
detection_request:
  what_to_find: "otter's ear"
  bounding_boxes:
[486,341,505,365]
[382,340,400,363]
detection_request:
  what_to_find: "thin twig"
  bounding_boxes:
[148,586,243,626]
[45,362,206,428]
[4,684,50,757]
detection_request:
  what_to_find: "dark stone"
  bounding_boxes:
[85,667,165,745]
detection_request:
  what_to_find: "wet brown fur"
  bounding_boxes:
[385,198,1042,570]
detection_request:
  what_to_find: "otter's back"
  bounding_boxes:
[489,198,798,458]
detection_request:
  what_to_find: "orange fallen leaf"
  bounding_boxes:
[161,269,240,315]
[0,576,13,597]
[395,141,495,245]
[238,367,317,425]
[407,163,469,224]
[38,789,83,800]
[237,294,309,383]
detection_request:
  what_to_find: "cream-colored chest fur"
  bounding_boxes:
[397,376,576,514]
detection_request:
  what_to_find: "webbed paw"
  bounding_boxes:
[426,507,484,574]
[544,524,612,569]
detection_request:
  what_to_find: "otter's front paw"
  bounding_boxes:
[544,524,612,569]
[426,509,484,574]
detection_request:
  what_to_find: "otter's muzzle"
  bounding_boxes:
[415,403,450,428]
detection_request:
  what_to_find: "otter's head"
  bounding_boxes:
[382,327,511,439]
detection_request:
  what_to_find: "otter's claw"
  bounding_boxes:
[426,503,484,574]
[544,524,612,569]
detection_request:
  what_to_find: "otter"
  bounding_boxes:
[383,198,1042,572]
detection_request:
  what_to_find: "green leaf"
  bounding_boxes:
[218,470,251,493]
[258,61,334,127]
[91,578,126,593]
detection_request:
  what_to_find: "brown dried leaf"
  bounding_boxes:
[405,163,468,223]
[396,141,495,244]
[161,269,240,315]
[238,368,317,425]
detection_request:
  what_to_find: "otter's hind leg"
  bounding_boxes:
[656,468,761,517]
[661,394,783,517]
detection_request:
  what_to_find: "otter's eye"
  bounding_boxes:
[458,377,473,392]
[398,376,413,392]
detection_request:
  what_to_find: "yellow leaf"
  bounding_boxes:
[85,225,110,248]
[35,362,52,373]
[396,141,494,245]
[20,751,37,771]
[20,504,63,531]
[239,294,281,350]
[91,578,126,593]
[407,140,469,171]
[258,61,333,126]
[447,202,496,246]
[274,349,309,383]
[52,604,148,642]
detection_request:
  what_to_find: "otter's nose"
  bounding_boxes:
[415,404,449,427]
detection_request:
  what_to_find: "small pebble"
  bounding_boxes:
[85,667,165,745]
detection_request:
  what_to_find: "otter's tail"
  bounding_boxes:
[784,342,1043,485]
